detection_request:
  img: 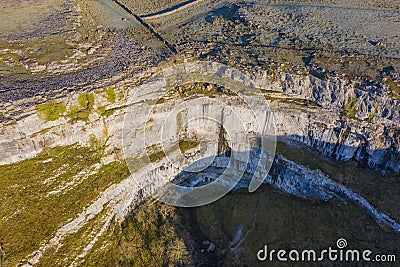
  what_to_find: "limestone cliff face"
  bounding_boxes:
[253,71,400,172]
[249,155,400,233]
[0,66,399,173]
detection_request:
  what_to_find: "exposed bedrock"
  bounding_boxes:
[273,107,400,173]
[252,70,400,173]
[0,65,399,173]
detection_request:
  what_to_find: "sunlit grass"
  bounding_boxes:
[0,145,130,266]
[35,101,66,121]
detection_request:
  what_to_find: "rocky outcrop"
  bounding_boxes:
[252,70,400,172]
[1,62,399,173]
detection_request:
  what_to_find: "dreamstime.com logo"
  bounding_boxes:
[257,238,397,263]
[122,61,276,207]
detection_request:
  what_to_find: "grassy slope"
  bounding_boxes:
[276,142,400,221]
[193,143,400,266]
[195,187,400,266]
[0,145,130,266]
[1,142,398,266]
[82,202,190,267]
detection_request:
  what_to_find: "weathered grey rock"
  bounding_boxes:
[1,66,399,173]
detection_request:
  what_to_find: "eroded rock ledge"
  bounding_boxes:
[1,63,398,172]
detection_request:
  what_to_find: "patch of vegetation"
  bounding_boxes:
[0,36,74,77]
[30,36,75,66]
[179,139,200,154]
[97,105,109,117]
[36,101,66,121]
[66,105,91,123]
[195,182,400,266]
[174,82,236,99]
[97,104,129,117]
[67,93,96,123]
[155,97,165,104]
[36,206,110,267]
[367,106,377,123]
[148,150,166,163]
[263,94,319,108]
[128,143,180,172]
[387,91,397,99]
[103,87,116,103]
[89,134,107,159]
[343,98,359,119]
[126,155,149,173]
[146,144,168,163]
[103,121,109,137]
[0,57,31,76]
[176,111,183,131]
[384,75,400,99]
[30,127,53,138]
[122,0,189,15]
[78,93,95,109]
[84,201,189,266]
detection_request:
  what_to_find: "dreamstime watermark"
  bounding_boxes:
[122,61,276,207]
[257,238,397,263]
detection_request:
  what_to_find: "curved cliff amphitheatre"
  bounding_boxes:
[0,0,399,265]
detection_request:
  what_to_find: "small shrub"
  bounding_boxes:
[66,105,90,123]
[343,98,358,119]
[179,139,200,154]
[98,105,129,117]
[67,93,96,123]
[156,98,165,104]
[148,150,166,163]
[367,107,377,123]
[78,93,95,109]
[89,134,106,158]
[103,122,109,137]
[383,75,399,99]
[174,82,235,98]
[36,101,66,121]
[104,87,116,103]
[97,105,107,116]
